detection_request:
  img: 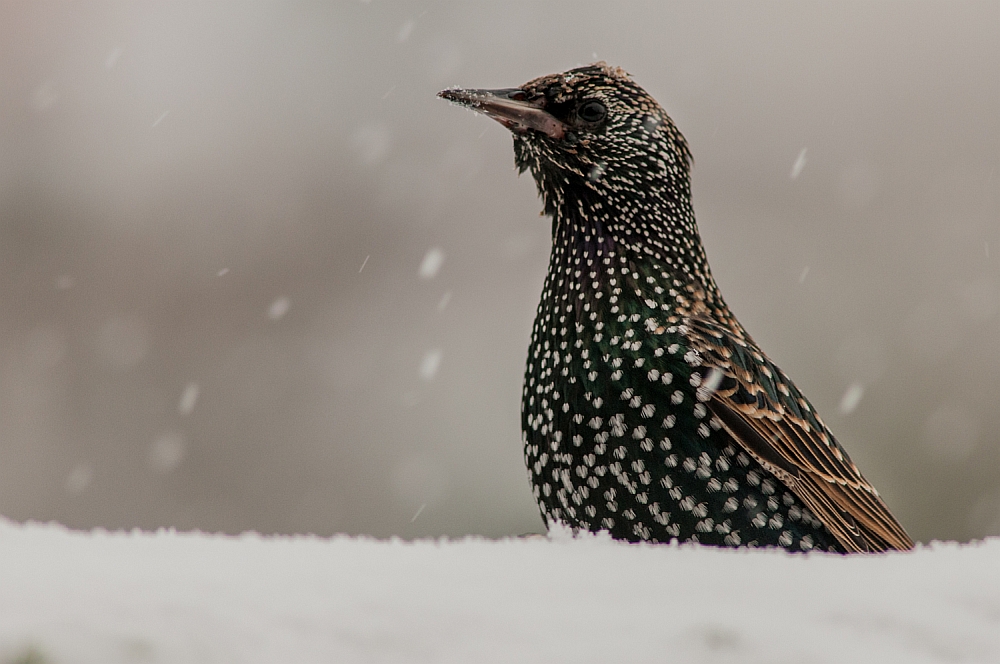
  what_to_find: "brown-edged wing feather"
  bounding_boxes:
[684,314,914,553]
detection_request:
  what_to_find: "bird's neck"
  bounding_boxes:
[545,173,722,308]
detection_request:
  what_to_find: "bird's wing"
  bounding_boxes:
[681,314,914,552]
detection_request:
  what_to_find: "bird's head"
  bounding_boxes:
[439,63,692,215]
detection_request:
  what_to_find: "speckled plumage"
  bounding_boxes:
[440,64,913,553]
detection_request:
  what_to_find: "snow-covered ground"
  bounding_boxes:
[1,519,997,664]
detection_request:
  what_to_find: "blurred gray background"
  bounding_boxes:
[1,1,998,543]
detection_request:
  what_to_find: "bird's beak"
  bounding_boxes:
[438,88,566,140]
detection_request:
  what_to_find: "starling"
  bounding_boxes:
[439,64,913,553]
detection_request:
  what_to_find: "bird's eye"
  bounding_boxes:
[576,100,607,124]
